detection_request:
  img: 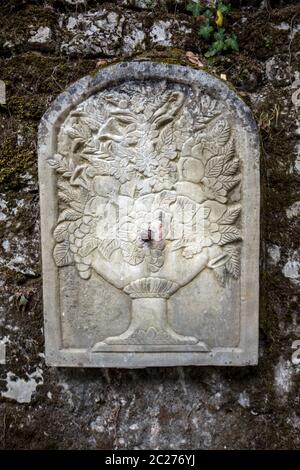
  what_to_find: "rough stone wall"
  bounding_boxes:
[0,0,299,449]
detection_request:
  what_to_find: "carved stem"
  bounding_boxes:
[92,296,205,347]
[130,298,168,331]
[111,297,200,345]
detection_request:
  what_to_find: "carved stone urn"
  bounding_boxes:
[49,75,242,351]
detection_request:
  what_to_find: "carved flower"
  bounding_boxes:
[121,242,145,266]
[143,160,178,193]
[109,155,137,183]
[135,151,158,177]
[203,219,221,245]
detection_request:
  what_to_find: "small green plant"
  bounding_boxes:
[186,1,239,58]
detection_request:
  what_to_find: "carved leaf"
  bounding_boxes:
[57,184,86,213]
[224,247,240,278]
[148,250,164,273]
[211,120,230,145]
[219,175,240,191]
[48,154,75,177]
[69,200,86,212]
[79,235,98,258]
[205,156,226,178]
[81,116,101,132]
[57,208,81,223]
[121,242,144,265]
[223,140,235,162]
[223,159,239,176]
[151,92,184,128]
[144,103,157,120]
[58,191,73,204]
[219,225,241,245]
[114,145,138,163]
[47,158,60,168]
[81,138,101,155]
[53,222,69,242]
[219,206,241,225]
[158,124,176,157]
[78,107,105,126]
[161,123,173,143]
[57,181,82,200]
[195,114,218,129]
[58,194,85,214]
[98,239,119,261]
[195,96,221,128]
[66,123,90,141]
[69,165,90,190]
[53,241,73,267]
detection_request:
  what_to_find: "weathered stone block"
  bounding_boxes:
[38,61,260,367]
[60,10,146,56]
[0,343,5,364]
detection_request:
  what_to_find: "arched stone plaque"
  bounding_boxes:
[38,61,260,367]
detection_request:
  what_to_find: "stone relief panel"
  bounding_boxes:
[39,62,260,367]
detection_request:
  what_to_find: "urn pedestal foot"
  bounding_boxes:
[92,298,209,351]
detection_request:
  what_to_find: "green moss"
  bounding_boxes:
[0,4,58,51]
[0,53,98,189]
[0,139,36,187]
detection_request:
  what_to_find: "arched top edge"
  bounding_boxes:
[38,60,259,147]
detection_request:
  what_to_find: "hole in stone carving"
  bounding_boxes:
[141,228,152,242]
